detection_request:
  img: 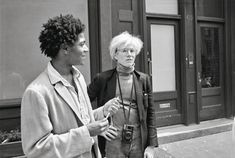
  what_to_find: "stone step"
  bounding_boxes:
[157,118,233,145]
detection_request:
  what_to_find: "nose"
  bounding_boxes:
[84,44,89,53]
[126,50,135,56]
[126,50,131,54]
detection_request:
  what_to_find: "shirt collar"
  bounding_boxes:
[47,62,81,86]
[71,65,81,78]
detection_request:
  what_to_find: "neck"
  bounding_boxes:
[116,62,134,75]
[51,59,73,76]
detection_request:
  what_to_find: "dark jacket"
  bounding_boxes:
[88,68,158,156]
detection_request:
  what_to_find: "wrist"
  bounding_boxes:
[145,146,154,151]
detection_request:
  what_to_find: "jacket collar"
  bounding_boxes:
[46,62,85,124]
[107,68,141,80]
[47,62,81,86]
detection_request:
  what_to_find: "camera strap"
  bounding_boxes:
[117,72,134,124]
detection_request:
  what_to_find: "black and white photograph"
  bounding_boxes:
[0,0,235,158]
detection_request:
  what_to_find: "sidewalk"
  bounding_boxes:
[14,119,234,158]
[159,131,233,158]
[156,118,234,158]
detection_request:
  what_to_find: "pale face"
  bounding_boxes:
[67,32,89,65]
[114,45,137,67]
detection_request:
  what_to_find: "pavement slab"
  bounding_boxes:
[159,131,234,158]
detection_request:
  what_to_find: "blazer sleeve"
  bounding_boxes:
[88,73,101,102]
[21,88,94,158]
[146,75,159,147]
[88,74,106,120]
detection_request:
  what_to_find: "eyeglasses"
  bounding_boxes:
[116,48,137,54]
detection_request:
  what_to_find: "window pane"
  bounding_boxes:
[151,24,176,92]
[197,0,224,18]
[0,0,90,99]
[201,27,220,88]
[146,0,178,15]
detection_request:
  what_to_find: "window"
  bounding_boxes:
[197,0,224,18]
[0,0,90,100]
[145,0,178,15]
[200,27,220,88]
[150,24,176,92]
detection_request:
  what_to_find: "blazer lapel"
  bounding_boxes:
[54,83,84,123]
[133,73,144,123]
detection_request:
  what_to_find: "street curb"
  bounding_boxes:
[157,118,233,144]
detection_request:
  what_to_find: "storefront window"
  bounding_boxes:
[145,0,178,15]
[0,0,90,99]
[201,27,220,88]
[150,24,176,92]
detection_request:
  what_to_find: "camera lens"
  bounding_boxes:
[125,132,131,139]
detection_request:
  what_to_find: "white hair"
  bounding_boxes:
[109,31,143,60]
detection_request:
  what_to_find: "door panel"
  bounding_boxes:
[197,23,225,121]
[147,20,182,127]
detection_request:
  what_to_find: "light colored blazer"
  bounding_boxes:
[21,63,103,158]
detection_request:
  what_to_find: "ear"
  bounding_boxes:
[64,50,68,55]
[58,49,68,56]
[60,44,70,51]
[61,44,72,55]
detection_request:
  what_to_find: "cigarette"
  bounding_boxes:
[105,113,110,119]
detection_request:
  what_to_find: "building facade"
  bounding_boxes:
[0,0,235,130]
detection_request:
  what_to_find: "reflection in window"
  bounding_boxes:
[201,27,220,88]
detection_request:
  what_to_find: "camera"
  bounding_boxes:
[122,124,134,144]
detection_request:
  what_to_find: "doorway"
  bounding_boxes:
[147,19,183,127]
[196,23,225,121]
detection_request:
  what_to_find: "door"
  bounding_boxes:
[197,23,225,121]
[147,19,183,127]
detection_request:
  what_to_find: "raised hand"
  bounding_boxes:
[103,97,121,117]
[100,125,118,141]
[86,118,109,137]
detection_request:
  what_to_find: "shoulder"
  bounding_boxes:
[93,68,116,81]
[24,70,52,95]
[134,70,150,80]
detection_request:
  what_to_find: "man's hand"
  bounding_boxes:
[86,118,109,137]
[100,126,118,141]
[103,97,121,117]
[144,146,155,158]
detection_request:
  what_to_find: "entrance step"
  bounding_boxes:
[157,118,233,145]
